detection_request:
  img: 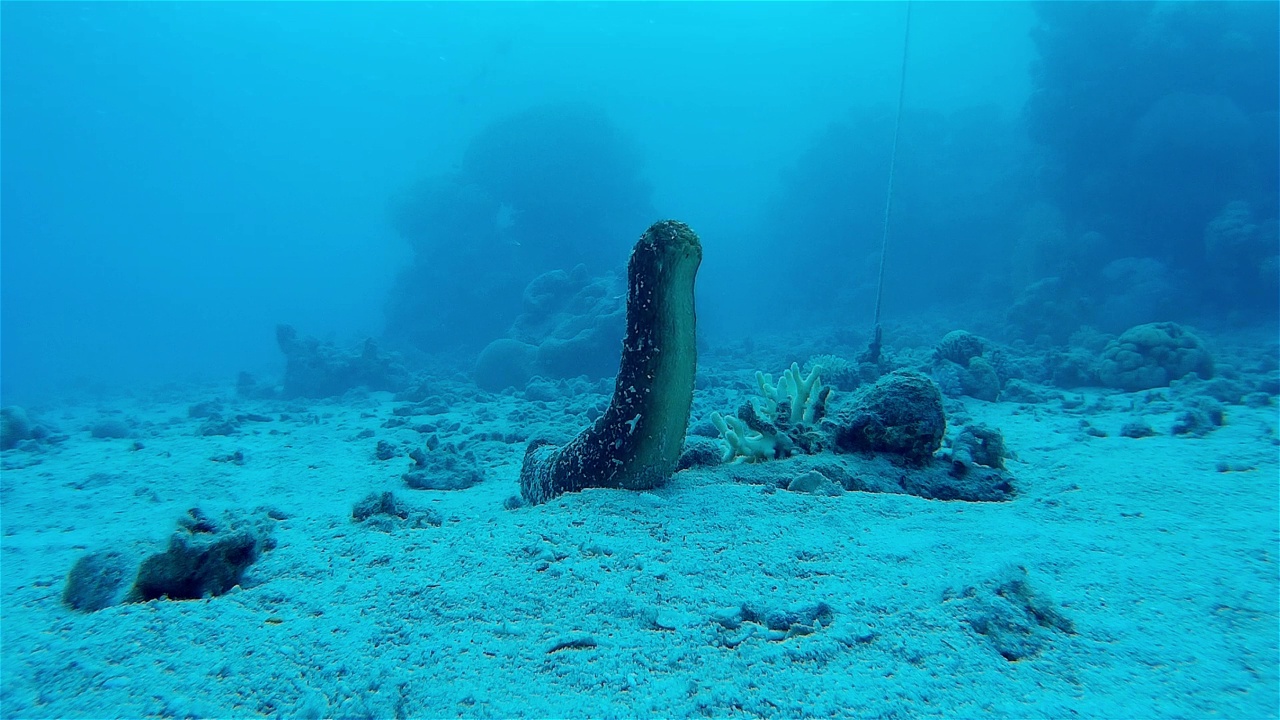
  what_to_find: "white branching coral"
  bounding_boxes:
[709,411,782,463]
[757,362,825,425]
[711,362,831,463]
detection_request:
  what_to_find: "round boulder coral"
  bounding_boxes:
[961,357,1002,402]
[474,339,538,392]
[1098,322,1214,392]
[830,370,946,464]
[1,407,33,450]
[935,330,986,366]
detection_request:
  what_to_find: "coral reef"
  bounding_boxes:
[707,342,1019,501]
[804,354,867,391]
[1098,322,1214,391]
[276,324,407,399]
[1005,277,1090,343]
[756,363,829,426]
[1096,257,1180,333]
[386,104,652,352]
[520,268,626,380]
[753,105,1029,327]
[935,331,986,366]
[960,357,1002,402]
[841,454,1014,502]
[473,339,538,393]
[710,406,786,463]
[1204,201,1280,306]
[1025,2,1278,320]
[474,267,629,389]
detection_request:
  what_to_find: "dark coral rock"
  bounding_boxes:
[829,454,1014,502]
[276,324,408,399]
[677,437,724,470]
[830,446,1017,501]
[188,401,223,420]
[178,507,220,534]
[1172,397,1225,437]
[129,533,258,602]
[403,446,485,490]
[1119,420,1157,438]
[210,450,246,465]
[63,551,133,612]
[830,370,946,463]
[90,418,131,439]
[198,418,239,437]
[407,510,444,529]
[1050,347,1101,389]
[122,509,274,604]
[1001,379,1059,404]
[1006,277,1090,343]
[906,460,1014,502]
[951,564,1074,661]
[352,491,408,522]
[1,407,33,450]
[1244,392,1274,408]
[954,424,1007,470]
[354,489,442,530]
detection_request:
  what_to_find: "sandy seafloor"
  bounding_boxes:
[2,350,1277,719]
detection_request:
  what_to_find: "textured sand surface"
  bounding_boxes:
[2,377,1277,718]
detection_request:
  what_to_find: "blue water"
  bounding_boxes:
[2,2,1277,718]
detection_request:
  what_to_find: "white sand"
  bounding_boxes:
[2,379,1277,718]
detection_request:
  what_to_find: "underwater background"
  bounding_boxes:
[2,2,1277,718]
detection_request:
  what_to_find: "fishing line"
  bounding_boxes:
[866,0,912,364]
